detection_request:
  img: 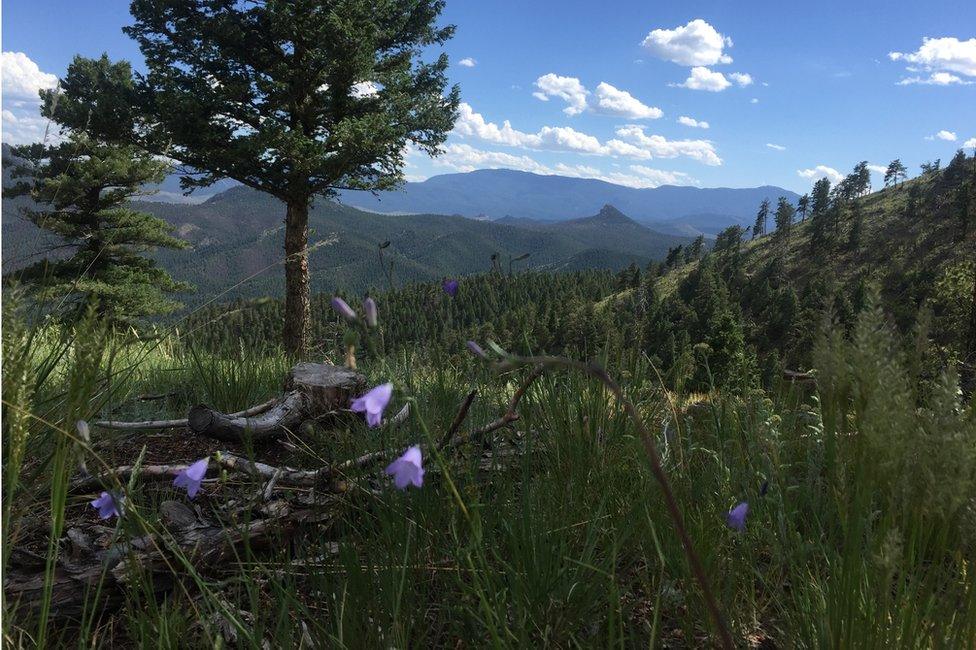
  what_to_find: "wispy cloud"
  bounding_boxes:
[678,116,709,129]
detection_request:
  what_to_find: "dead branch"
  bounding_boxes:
[451,365,544,448]
[93,397,281,430]
[69,451,343,494]
[438,390,478,449]
[188,392,307,442]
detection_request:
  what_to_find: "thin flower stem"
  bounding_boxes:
[497,354,734,650]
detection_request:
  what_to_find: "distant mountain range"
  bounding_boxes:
[338,168,798,235]
[140,189,691,304]
[1,143,796,307]
[2,167,691,305]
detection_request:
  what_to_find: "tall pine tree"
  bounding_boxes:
[752,198,771,239]
[8,133,189,324]
[48,0,460,356]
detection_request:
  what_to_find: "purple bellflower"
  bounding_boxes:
[725,501,749,532]
[466,340,487,358]
[385,445,425,490]
[363,297,378,328]
[331,297,357,321]
[91,491,122,520]
[351,383,393,428]
[442,279,459,298]
[173,457,210,499]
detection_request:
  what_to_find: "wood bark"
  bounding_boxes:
[283,197,311,358]
[188,391,307,442]
[187,363,365,442]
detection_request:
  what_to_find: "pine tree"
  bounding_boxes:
[752,198,771,238]
[774,196,796,239]
[808,178,832,254]
[686,235,705,261]
[48,1,460,356]
[796,194,810,221]
[853,161,871,196]
[884,159,907,188]
[7,133,189,324]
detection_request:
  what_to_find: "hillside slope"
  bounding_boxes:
[638,158,976,386]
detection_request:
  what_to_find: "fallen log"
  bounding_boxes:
[93,397,281,431]
[187,363,365,442]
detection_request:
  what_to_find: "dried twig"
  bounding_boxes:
[437,390,478,450]
[69,451,340,494]
[450,365,544,448]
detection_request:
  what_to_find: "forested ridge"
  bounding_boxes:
[184,154,976,392]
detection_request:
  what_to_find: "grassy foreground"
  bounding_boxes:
[2,299,975,648]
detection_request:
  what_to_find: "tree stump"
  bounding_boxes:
[285,362,365,413]
[188,363,365,442]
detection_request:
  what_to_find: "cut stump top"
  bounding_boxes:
[286,362,366,412]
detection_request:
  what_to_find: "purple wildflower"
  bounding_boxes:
[173,457,210,499]
[363,297,378,328]
[91,491,122,520]
[725,501,749,532]
[331,297,357,321]
[442,279,459,298]
[466,340,487,358]
[385,445,425,490]
[350,383,393,428]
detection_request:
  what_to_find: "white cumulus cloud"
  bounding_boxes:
[2,51,58,101]
[592,82,663,119]
[641,19,733,66]
[533,73,589,115]
[925,130,957,141]
[458,57,477,68]
[2,108,53,145]
[2,52,59,145]
[678,115,709,129]
[614,124,722,165]
[889,37,976,85]
[453,103,721,165]
[729,72,754,87]
[964,137,976,149]
[674,66,731,91]
[533,75,662,119]
[798,165,844,184]
[766,143,786,151]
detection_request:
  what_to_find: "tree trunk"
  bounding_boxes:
[283,197,311,358]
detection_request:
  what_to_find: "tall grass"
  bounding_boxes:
[2,301,974,647]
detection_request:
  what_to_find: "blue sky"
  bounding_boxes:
[3,0,974,194]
